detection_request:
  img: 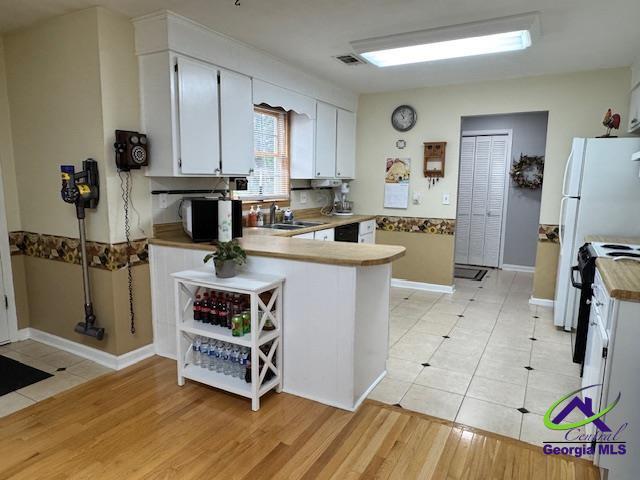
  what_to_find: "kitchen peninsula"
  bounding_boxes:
[149,217,405,411]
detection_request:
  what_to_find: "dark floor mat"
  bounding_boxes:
[454,266,488,281]
[0,354,52,396]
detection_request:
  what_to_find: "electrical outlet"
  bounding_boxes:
[159,193,168,209]
[442,193,450,205]
[300,192,308,204]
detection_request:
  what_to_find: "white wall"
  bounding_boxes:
[351,67,631,225]
[0,38,20,232]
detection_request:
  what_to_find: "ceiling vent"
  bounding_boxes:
[334,54,366,66]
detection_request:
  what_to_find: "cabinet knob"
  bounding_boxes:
[248,168,254,175]
[316,172,321,176]
[337,172,341,176]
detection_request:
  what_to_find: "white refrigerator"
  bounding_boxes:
[554,137,640,330]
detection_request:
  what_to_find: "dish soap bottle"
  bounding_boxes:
[247,205,257,227]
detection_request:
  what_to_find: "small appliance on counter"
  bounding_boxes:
[312,179,354,216]
[182,197,242,243]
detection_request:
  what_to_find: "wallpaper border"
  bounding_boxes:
[9,231,148,271]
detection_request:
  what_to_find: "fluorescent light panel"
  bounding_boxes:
[360,30,531,67]
[352,12,539,67]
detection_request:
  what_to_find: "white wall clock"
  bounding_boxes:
[391,105,417,132]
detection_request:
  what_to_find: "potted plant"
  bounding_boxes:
[203,240,247,278]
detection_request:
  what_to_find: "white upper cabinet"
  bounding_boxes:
[629,86,640,133]
[176,56,220,175]
[140,52,254,177]
[290,112,316,179]
[315,102,337,178]
[219,69,254,176]
[336,109,356,179]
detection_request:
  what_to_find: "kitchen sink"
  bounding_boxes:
[265,221,326,230]
[292,221,325,227]
[267,224,306,230]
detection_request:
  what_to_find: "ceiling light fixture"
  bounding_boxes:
[351,12,540,67]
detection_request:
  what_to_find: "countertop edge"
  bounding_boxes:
[595,258,640,303]
[148,237,406,267]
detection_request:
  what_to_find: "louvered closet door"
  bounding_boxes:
[455,137,476,264]
[468,137,492,265]
[483,136,508,266]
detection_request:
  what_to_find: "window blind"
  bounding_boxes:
[236,106,290,201]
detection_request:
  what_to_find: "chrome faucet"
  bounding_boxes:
[269,202,277,225]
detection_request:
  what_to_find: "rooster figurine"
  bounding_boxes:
[601,108,621,137]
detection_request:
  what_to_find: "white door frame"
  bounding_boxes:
[0,159,18,343]
[459,129,513,269]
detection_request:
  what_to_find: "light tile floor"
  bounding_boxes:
[0,340,113,417]
[369,269,581,446]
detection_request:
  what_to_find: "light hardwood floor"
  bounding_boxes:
[0,356,598,480]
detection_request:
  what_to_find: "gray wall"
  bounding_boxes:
[461,112,549,267]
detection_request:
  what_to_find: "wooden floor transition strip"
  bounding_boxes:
[0,356,599,480]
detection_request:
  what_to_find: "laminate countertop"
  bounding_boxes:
[149,216,405,267]
[586,235,640,302]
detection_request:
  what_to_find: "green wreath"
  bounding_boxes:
[510,154,544,189]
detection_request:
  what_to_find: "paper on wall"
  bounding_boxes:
[384,157,411,209]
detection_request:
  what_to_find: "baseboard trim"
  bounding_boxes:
[353,370,387,412]
[501,264,535,273]
[25,328,154,370]
[391,278,455,294]
[13,328,30,342]
[529,297,555,308]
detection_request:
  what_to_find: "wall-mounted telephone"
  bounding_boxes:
[113,129,150,335]
[114,130,149,171]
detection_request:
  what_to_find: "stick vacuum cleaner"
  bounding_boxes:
[60,159,104,340]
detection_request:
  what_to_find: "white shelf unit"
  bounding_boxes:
[172,269,284,410]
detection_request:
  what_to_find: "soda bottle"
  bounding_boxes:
[218,294,229,329]
[232,314,243,337]
[201,292,211,324]
[193,294,202,321]
[209,291,219,326]
[242,310,251,334]
[225,294,234,328]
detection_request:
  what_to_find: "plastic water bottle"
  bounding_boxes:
[200,341,210,368]
[208,342,216,371]
[230,346,240,378]
[192,337,202,366]
[215,342,225,374]
[238,347,249,379]
[222,344,233,376]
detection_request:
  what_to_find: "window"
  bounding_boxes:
[236,106,289,201]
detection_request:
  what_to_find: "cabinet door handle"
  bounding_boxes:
[632,118,639,125]
[248,168,254,175]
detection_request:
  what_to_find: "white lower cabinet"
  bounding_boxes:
[584,269,640,478]
[358,232,374,244]
[314,228,335,241]
[293,232,315,239]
